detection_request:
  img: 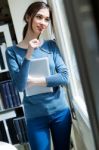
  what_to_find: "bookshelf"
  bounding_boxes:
[0,21,29,150]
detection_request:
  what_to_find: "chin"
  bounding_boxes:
[36,30,42,34]
[35,30,44,36]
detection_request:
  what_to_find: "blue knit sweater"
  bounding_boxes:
[6,40,69,119]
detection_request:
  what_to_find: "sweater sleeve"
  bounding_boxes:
[6,47,31,92]
[46,41,69,87]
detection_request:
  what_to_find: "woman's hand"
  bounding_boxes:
[26,39,40,59]
[27,75,47,88]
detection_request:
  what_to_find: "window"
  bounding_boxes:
[48,0,88,120]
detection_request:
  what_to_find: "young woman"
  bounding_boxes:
[6,2,71,150]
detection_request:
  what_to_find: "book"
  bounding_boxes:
[8,81,17,107]
[13,117,28,143]
[18,118,28,143]
[0,82,10,109]
[0,93,4,111]
[8,81,21,107]
[25,57,53,96]
[13,119,22,143]
[5,82,14,108]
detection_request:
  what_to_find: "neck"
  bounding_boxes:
[18,29,40,49]
[24,29,39,41]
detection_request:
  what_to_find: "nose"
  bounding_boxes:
[40,19,48,26]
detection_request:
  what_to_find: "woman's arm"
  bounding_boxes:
[27,75,47,87]
[6,47,31,91]
[46,41,69,87]
[26,41,69,88]
[6,39,41,91]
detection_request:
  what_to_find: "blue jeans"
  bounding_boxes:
[26,108,71,150]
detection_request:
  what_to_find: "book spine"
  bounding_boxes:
[8,81,21,107]
[13,119,23,143]
[13,117,28,144]
[5,82,14,108]
[0,93,4,110]
[8,81,17,107]
[12,83,21,106]
[19,119,28,143]
[0,82,10,109]
[22,118,28,142]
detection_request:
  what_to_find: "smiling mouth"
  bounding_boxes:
[37,26,44,31]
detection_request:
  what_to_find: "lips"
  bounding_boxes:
[37,26,44,32]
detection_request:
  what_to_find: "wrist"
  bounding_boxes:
[25,52,32,60]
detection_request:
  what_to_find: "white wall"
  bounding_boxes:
[7,0,35,42]
[7,0,52,43]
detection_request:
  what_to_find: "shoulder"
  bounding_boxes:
[6,45,16,57]
[40,39,59,54]
[47,40,60,53]
[45,39,57,46]
[43,39,58,50]
[6,45,15,53]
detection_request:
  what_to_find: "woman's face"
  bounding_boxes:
[31,8,50,36]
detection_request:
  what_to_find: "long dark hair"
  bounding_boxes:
[23,1,52,39]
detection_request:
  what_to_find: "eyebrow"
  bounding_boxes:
[36,13,50,18]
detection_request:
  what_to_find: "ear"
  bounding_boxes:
[25,14,30,22]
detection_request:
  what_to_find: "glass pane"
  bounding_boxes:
[48,0,88,117]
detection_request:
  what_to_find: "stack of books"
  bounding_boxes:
[13,117,28,144]
[0,80,21,109]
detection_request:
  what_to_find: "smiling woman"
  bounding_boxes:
[32,8,50,34]
[5,1,72,150]
[22,1,52,41]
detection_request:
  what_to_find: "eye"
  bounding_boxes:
[45,18,50,22]
[36,15,42,19]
